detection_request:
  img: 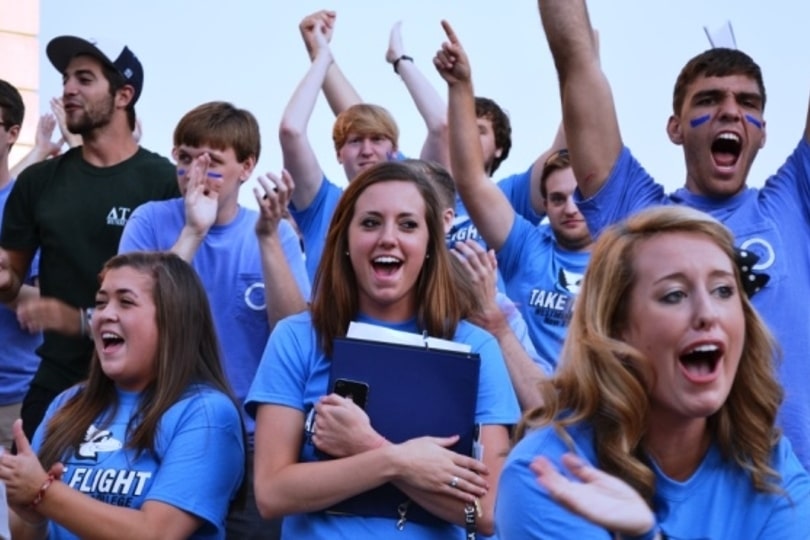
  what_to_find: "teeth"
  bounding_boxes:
[374,256,401,264]
[716,133,740,143]
[687,344,718,354]
[101,332,121,340]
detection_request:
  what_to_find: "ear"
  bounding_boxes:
[240,155,257,183]
[6,124,20,146]
[666,114,684,145]
[336,149,344,165]
[171,146,179,161]
[115,84,135,109]
[442,208,455,234]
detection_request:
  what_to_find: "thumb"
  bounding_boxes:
[48,462,66,481]
[13,418,33,455]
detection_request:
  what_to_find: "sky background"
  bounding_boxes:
[38,1,809,209]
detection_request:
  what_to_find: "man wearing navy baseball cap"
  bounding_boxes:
[0,35,179,441]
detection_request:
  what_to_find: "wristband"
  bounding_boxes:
[30,474,56,508]
[622,524,664,540]
[392,54,413,74]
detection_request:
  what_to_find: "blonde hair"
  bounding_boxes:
[517,205,783,502]
[332,103,399,152]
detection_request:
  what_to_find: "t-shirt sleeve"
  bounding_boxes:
[573,146,666,239]
[497,165,543,226]
[244,316,312,417]
[759,139,810,223]
[278,219,312,301]
[757,437,810,539]
[146,390,244,535]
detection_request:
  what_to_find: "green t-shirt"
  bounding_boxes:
[0,146,179,391]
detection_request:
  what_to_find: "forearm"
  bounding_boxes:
[34,483,194,540]
[322,63,362,116]
[397,60,449,166]
[169,226,205,262]
[257,235,308,329]
[538,0,596,79]
[0,271,22,306]
[491,327,546,411]
[448,81,514,249]
[256,445,401,519]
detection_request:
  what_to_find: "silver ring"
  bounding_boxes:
[449,476,459,489]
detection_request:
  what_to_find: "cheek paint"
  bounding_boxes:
[175,168,224,179]
[689,114,711,128]
[745,114,763,129]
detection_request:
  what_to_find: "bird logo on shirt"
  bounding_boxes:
[77,425,123,460]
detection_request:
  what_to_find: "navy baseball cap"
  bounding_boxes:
[46,36,144,105]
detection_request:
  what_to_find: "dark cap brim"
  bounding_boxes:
[46,36,117,74]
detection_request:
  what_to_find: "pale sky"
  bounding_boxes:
[39,1,809,208]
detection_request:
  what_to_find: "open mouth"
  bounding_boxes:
[372,256,403,276]
[711,132,741,168]
[679,343,722,380]
[101,331,125,352]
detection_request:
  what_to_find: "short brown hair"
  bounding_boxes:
[475,97,512,174]
[672,48,766,115]
[173,101,261,163]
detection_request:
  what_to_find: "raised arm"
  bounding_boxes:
[538,0,622,198]
[435,21,515,250]
[253,170,308,328]
[9,114,63,179]
[280,20,333,210]
[299,10,362,115]
[386,21,449,167]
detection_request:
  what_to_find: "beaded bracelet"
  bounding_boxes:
[30,474,56,508]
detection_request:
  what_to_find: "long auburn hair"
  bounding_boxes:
[311,161,464,357]
[38,252,242,468]
[517,206,783,503]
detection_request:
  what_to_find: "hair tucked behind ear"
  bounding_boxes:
[516,206,783,503]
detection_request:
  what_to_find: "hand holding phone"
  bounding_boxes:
[333,378,369,410]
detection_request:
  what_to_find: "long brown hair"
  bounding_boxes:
[38,251,241,468]
[517,206,783,503]
[311,161,464,357]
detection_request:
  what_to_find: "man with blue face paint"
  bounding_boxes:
[538,0,810,471]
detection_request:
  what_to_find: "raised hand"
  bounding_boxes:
[433,20,472,86]
[311,393,385,458]
[254,169,294,238]
[531,453,657,536]
[299,9,336,59]
[182,153,218,237]
[393,435,489,503]
[0,420,50,508]
[33,114,64,158]
[451,240,507,333]
[385,21,405,64]
[50,97,81,148]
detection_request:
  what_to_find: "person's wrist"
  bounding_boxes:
[392,54,414,74]
[620,519,661,540]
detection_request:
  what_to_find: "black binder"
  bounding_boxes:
[322,336,481,524]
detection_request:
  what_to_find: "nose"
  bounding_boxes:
[378,221,397,247]
[692,290,719,330]
[562,194,579,215]
[717,93,741,122]
[359,138,374,155]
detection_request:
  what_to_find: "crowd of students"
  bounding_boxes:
[1,1,809,538]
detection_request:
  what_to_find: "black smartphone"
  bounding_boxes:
[333,378,369,409]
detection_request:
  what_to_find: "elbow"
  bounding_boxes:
[477,513,496,537]
[255,491,287,521]
[278,120,305,145]
[428,117,449,140]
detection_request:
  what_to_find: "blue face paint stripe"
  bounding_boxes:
[689,114,711,128]
[745,114,763,129]
[175,168,223,179]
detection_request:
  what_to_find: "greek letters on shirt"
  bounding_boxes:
[106,206,133,226]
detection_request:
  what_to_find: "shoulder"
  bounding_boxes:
[454,320,498,349]
[166,385,241,429]
[16,148,80,183]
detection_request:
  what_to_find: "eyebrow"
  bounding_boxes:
[652,268,735,285]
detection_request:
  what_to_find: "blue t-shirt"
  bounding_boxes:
[33,384,245,539]
[0,179,42,405]
[574,141,810,470]
[497,165,544,226]
[497,217,590,369]
[118,198,311,439]
[245,311,520,539]
[496,421,810,539]
[289,177,343,283]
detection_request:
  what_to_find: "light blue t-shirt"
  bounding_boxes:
[497,217,590,369]
[245,311,520,539]
[118,198,310,438]
[574,140,810,470]
[33,384,245,539]
[497,165,544,226]
[0,179,42,405]
[496,421,810,539]
[289,177,344,283]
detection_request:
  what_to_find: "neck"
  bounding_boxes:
[215,200,240,226]
[0,155,10,189]
[80,120,138,167]
[645,414,710,481]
